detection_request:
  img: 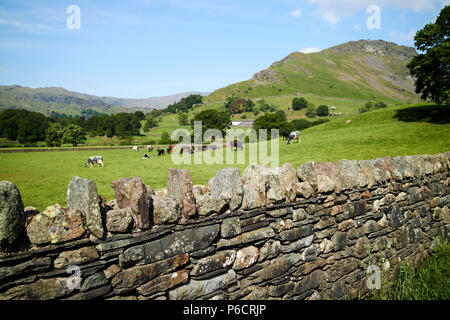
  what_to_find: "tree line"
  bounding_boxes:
[0,108,145,146]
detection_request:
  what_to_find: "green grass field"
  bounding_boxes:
[1,103,449,210]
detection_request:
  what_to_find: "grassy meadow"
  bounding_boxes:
[1,103,450,210]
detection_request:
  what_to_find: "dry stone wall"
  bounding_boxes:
[0,152,449,300]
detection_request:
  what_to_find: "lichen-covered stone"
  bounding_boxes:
[241,164,269,209]
[339,160,359,190]
[210,167,243,212]
[297,161,317,190]
[26,205,86,245]
[0,181,24,248]
[192,250,236,276]
[167,169,197,219]
[233,246,259,270]
[194,193,221,217]
[221,217,241,238]
[152,194,180,225]
[106,208,134,233]
[67,176,104,239]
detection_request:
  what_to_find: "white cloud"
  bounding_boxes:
[389,29,416,44]
[288,9,302,19]
[353,24,360,30]
[320,10,339,24]
[299,47,321,53]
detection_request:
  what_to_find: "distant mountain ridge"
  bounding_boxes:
[0,85,209,116]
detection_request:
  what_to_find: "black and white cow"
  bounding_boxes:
[286,131,301,144]
[85,156,104,167]
[142,154,150,159]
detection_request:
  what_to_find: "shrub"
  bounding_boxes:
[316,105,329,117]
[292,97,308,111]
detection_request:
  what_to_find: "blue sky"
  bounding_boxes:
[0,0,448,98]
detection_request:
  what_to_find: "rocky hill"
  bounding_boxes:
[205,39,420,105]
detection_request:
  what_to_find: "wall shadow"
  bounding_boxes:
[394,105,450,124]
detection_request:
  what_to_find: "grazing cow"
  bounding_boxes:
[282,130,291,140]
[146,145,153,152]
[132,146,138,151]
[85,156,103,168]
[229,140,244,151]
[158,149,165,156]
[167,145,174,154]
[142,154,150,159]
[179,146,193,154]
[286,131,301,144]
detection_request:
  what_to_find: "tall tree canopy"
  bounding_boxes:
[407,5,450,105]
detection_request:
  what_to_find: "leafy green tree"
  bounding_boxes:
[159,131,172,145]
[275,110,286,121]
[62,124,87,146]
[244,100,254,112]
[134,111,145,121]
[191,109,231,136]
[316,105,329,117]
[407,5,450,105]
[166,94,203,113]
[292,97,308,111]
[291,119,312,131]
[178,112,189,125]
[254,113,294,139]
[144,115,158,132]
[45,123,64,147]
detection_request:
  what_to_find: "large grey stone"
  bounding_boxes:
[297,161,317,190]
[339,160,359,190]
[67,176,104,238]
[241,164,269,209]
[120,224,220,266]
[106,208,134,233]
[0,181,25,248]
[211,167,243,212]
[152,194,180,225]
[167,169,197,219]
[221,217,241,238]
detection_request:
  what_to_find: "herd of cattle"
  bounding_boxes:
[84,131,301,167]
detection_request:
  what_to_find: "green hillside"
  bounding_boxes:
[202,40,421,116]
